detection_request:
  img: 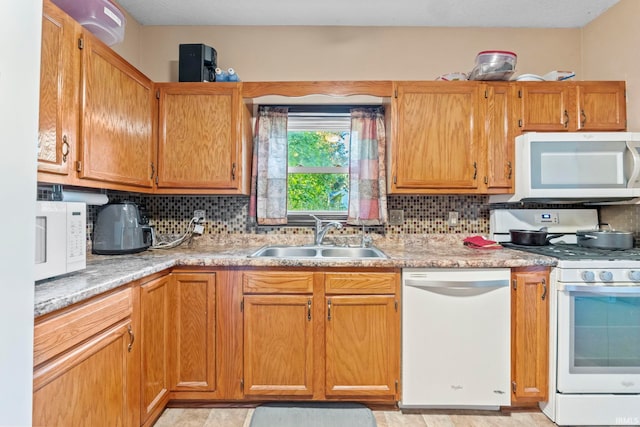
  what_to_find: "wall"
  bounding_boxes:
[582,0,640,231]
[110,5,143,69]
[136,25,582,83]
[582,0,640,131]
[1,0,40,424]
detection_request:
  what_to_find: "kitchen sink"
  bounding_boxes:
[249,245,387,259]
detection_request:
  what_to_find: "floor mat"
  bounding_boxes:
[249,402,377,427]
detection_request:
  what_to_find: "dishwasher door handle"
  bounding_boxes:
[404,279,509,290]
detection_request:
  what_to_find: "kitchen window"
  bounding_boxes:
[250,105,387,226]
[286,107,352,222]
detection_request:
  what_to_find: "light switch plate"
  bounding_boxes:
[448,211,459,227]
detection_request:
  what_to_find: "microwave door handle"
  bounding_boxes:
[625,140,640,188]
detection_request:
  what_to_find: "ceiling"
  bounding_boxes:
[117,0,619,28]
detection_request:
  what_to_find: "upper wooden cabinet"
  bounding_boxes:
[37,0,81,182]
[78,32,155,190]
[37,0,155,192]
[481,82,515,192]
[390,82,481,193]
[155,83,252,194]
[514,81,626,132]
[390,81,515,194]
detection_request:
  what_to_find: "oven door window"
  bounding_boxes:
[557,287,640,393]
[572,293,640,372]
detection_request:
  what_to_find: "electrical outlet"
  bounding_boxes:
[389,209,404,225]
[448,211,459,227]
[194,209,206,223]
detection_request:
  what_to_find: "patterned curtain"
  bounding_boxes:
[249,106,289,225]
[347,107,388,225]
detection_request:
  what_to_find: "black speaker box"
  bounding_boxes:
[178,44,217,82]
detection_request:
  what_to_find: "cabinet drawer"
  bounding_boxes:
[243,272,314,293]
[325,273,397,294]
[34,287,133,366]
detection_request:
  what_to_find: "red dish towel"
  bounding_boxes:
[463,236,502,249]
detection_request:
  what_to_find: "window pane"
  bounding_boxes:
[288,173,348,212]
[288,131,349,168]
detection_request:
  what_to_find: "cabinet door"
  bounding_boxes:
[140,276,170,424]
[483,83,514,191]
[511,267,549,403]
[168,273,217,391]
[37,0,80,179]
[516,82,571,132]
[79,33,155,190]
[392,82,480,192]
[33,321,138,427]
[156,83,242,192]
[576,81,626,131]
[243,295,315,397]
[325,295,399,399]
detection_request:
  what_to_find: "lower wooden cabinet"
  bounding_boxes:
[243,294,315,397]
[511,266,550,404]
[242,269,400,402]
[140,275,170,426]
[168,273,217,392]
[325,295,399,399]
[32,286,139,427]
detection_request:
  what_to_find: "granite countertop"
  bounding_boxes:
[34,234,556,317]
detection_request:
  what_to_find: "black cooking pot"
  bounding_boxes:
[509,228,563,246]
[576,226,634,250]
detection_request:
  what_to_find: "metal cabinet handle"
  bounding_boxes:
[61,135,70,163]
[581,109,587,126]
[307,299,312,321]
[541,278,547,301]
[150,162,155,180]
[231,162,236,180]
[127,325,135,352]
[327,299,332,321]
[507,161,512,180]
[563,110,570,128]
[472,161,477,180]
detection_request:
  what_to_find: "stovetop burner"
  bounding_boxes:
[502,242,640,261]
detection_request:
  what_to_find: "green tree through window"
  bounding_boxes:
[287,129,350,213]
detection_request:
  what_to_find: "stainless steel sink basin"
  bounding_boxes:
[249,245,387,259]
[319,247,386,258]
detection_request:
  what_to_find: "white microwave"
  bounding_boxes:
[489,132,640,203]
[35,201,86,281]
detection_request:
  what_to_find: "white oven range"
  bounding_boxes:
[491,209,640,426]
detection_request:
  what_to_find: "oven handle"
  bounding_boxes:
[562,285,640,294]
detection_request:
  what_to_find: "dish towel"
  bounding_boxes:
[463,236,502,249]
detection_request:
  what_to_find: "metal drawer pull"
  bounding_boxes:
[127,325,135,352]
[541,278,547,300]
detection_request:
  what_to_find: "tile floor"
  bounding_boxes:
[153,407,557,427]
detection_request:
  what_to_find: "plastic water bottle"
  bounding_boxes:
[227,68,239,82]
[214,68,228,82]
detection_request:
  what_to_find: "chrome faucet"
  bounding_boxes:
[310,215,343,246]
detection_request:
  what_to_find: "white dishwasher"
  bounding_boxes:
[401,268,511,409]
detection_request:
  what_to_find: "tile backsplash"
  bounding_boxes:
[104,192,492,237]
[37,186,640,244]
